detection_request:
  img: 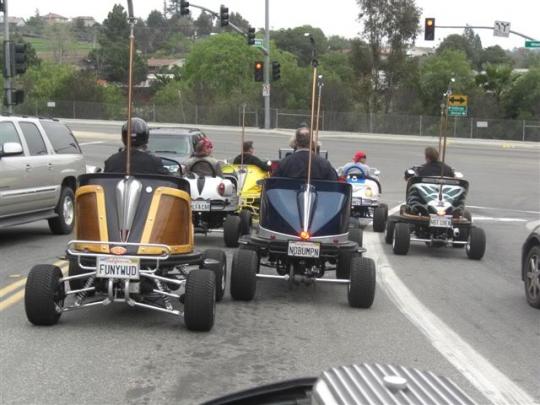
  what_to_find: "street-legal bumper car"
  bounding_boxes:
[386,173,486,260]
[24,173,227,331]
[230,177,376,308]
[185,160,250,247]
[221,163,270,222]
[340,164,388,232]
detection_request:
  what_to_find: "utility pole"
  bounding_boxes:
[263,0,270,129]
[2,0,12,113]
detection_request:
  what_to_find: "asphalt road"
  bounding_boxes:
[1,122,539,404]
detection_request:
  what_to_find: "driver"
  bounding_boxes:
[104,117,168,175]
[273,128,337,181]
[233,141,268,171]
[414,146,455,177]
[340,151,371,177]
[184,137,223,177]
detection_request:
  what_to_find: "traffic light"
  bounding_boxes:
[272,61,280,81]
[247,27,256,45]
[180,0,190,16]
[254,61,264,82]
[0,1,5,12]
[3,89,25,107]
[220,5,229,27]
[424,18,435,41]
[10,43,28,76]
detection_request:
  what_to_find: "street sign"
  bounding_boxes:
[494,21,511,38]
[448,94,468,107]
[448,106,467,117]
[525,40,540,48]
[262,83,270,97]
[254,38,264,48]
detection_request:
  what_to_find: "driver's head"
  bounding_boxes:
[121,117,149,147]
[425,146,439,163]
[242,141,254,154]
[353,151,367,163]
[195,137,214,157]
[295,127,311,149]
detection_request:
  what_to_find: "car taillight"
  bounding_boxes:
[217,183,225,196]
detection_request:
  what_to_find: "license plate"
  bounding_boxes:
[96,256,140,280]
[429,215,452,228]
[352,198,362,206]
[287,241,320,258]
[192,200,211,211]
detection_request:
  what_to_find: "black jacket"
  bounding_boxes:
[273,149,338,181]
[233,153,268,171]
[104,149,168,175]
[417,161,455,177]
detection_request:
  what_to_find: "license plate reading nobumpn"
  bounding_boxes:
[96,256,140,280]
[288,241,320,258]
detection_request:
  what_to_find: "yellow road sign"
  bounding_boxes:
[448,94,468,107]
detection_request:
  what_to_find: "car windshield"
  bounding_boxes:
[147,134,192,155]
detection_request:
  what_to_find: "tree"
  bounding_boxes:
[44,23,75,64]
[356,0,421,112]
[328,36,351,52]
[21,62,75,101]
[24,9,45,36]
[271,26,328,67]
[436,34,473,60]
[229,12,250,32]
[418,49,475,115]
[502,68,540,119]
[463,27,483,70]
[481,46,512,67]
[194,12,214,37]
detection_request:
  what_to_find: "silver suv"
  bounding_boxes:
[0,116,86,234]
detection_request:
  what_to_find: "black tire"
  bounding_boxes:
[348,228,363,248]
[337,251,355,279]
[523,245,540,309]
[223,215,241,247]
[25,265,64,326]
[393,222,410,255]
[348,256,376,308]
[385,220,395,245]
[466,227,486,260]
[230,249,258,301]
[183,270,216,332]
[373,205,387,233]
[202,249,227,302]
[48,187,75,235]
[239,209,253,235]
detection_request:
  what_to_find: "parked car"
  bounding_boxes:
[522,226,540,309]
[0,116,86,233]
[147,127,207,168]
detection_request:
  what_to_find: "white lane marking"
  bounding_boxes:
[79,141,105,146]
[468,205,540,215]
[368,204,537,405]
[472,216,527,223]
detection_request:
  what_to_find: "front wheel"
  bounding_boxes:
[523,246,540,309]
[393,222,410,255]
[373,204,387,233]
[223,215,241,247]
[183,270,216,332]
[48,187,75,235]
[25,265,65,326]
[385,220,395,245]
[466,227,486,260]
[230,249,258,301]
[201,249,227,302]
[239,209,253,235]
[348,256,376,308]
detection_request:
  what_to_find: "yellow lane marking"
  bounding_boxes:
[0,261,68,312]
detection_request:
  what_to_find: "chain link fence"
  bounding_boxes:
[12,100,540,141]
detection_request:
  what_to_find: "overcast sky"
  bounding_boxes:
[8,0,540,50]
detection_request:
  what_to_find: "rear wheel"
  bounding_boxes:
[223,215,241,247]
[25,265,65,326]
[393,223,410,255]
[466,227,486,260]
[239,209,253,235]
[348,228,363,248]
[48,187,75,235]
[523,246,540,309]
[385,220,395,245]
[202,249,227,302]
[373,204,388,232]
[183,270,216,332]
[230,249,258,301]
[348,257,376,308]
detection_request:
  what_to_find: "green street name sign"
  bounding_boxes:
[525,41,540,48]
[448,106,468,117]
[254,38,264,48]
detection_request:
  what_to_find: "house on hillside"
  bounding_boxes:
[44,13,68,24]
[74,16,97,27]
[147,58,185,74]
[0,16,26,30]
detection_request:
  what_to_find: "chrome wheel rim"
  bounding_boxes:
[526,253,540,300]
[63,196,74,226]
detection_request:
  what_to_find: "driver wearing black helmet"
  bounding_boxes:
[104,117,168,175]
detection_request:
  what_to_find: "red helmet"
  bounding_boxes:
[353,151,366,162]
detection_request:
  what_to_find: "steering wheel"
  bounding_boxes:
[344,165,367,179]
[189,160,218,177]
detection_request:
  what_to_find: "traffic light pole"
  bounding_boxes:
[263,0,270,129]
[3,0,12,113]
